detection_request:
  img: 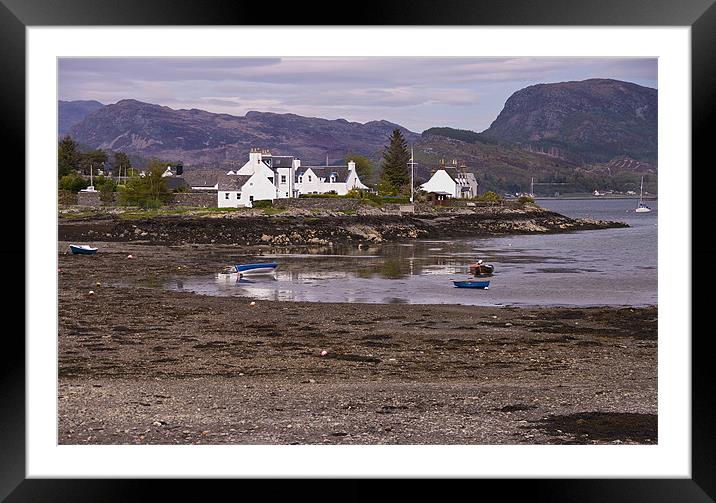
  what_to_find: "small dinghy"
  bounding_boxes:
[233,262,278,275]
[69,244,98,255]
[453,280,490,289]
[468,260,494,277]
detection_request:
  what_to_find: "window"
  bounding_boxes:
[225,193,229,199]
[308,175,312,182]
[281,175,287,183]
[298,176,303,183]
[285,192,289,197]
[250,196,254,202]
[237,192,241,199]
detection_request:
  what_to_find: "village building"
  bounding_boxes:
[160,164,189,191]
[295,161,369,195]
[217,171,277,208]
[216,148,369,207]
[420,161,479,199]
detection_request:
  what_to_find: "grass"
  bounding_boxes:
[262,207,287,215]
[59,205,253,221]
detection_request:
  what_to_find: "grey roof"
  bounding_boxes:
[165,177,189,190]
[264,156,295,168]
[438,167,476,183]
[442,167,459,182]
[183,171,218,187]
[217,174,252,191]
[300,166,350,183]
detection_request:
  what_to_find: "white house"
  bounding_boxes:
[295,161,369,196]
[420,163,478,199]
[217,171,277,208]
[216,149,370,206]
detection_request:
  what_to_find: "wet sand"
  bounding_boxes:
[58,241,657,445]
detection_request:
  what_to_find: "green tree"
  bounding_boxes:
[113,151,132,182]
[58,136,81,178]
[478,191,502,202]
[379,129,410,195]
[99,178,117,203]
[118,162,171,208]
[79,149,108,176]
[58,172,89,192]
[345,154,375,185]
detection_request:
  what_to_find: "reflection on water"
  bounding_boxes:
[166,200,657,307]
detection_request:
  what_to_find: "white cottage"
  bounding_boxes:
[295,160,369,196]
[217,171,277,208]
[420,164,478,199]
[216,148,371,207]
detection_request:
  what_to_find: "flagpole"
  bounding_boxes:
[409,146,415,203]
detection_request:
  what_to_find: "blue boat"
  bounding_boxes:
[69,244,98,255]
[234,262,278,275]
[453,280,490,289]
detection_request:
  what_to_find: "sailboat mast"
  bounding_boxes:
[640,176,644,202]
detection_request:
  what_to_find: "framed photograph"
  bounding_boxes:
[5,0,710,499]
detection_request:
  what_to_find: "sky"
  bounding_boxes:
[58,57,657,133]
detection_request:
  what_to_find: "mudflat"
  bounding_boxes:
[58,240,657,445]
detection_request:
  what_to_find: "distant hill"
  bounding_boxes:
[66,99,418,165]
[60,78,657,194]
[415,126,656,195]
[58,100,104,137]
[481,79,657,164]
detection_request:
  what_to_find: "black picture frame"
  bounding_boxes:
[3,0,710,500]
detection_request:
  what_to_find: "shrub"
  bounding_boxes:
[478,191,502,202]
[346,188,383,205]
[99,179,117,204]
[382,195,410,204]
[58,172,89,192]
[517,195,535,204]
[252,199,273,208]
[299,193,341,199]
[117,165,171,208]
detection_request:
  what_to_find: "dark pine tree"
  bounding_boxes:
[57,135,81,179]
[380,129,410,194]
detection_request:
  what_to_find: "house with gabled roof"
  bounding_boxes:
[420,160,478,199]
[295,161,369,195]
[217,170,277,208]
[217,148,370,206]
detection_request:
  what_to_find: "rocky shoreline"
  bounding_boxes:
[58,205,628,247]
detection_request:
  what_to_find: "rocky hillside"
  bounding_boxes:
[481,79,657,164]
[60,78,657,194]
[66,99,418,165]
[58,100,104,137]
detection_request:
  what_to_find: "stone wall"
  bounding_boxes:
[273,197,366,211]
[170,192,217,207]
[76,191,104,206]
[75,191,217,207]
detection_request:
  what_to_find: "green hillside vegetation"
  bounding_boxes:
[414,131,656,195]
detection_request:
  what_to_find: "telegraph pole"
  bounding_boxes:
[409,146,416,203]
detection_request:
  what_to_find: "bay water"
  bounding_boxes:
[168,199,657,307]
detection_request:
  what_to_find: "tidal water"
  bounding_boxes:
[167,199,657,307]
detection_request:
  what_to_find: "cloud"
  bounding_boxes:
[59,57,657,132]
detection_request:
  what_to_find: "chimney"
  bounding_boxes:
[175,162,183,176]
[249,148,262,164]
[348,160,356,171]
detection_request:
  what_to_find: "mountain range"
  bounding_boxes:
[59,78,657,193]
